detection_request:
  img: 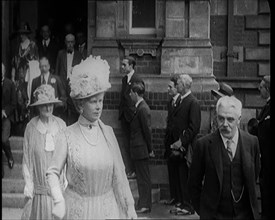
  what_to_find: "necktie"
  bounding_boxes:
[42,76,46,84]
[43,40,47,48]
[226,139,233,161]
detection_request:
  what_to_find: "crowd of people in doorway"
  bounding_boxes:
[2,21,271,220]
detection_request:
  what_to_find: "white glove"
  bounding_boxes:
[52,200,66,219]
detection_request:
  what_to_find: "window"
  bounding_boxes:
[129,0,156,35]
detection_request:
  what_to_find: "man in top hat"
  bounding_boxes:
[55,33,82,125]
[210,82,234,133]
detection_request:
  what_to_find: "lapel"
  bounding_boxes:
[171,95,181,114]
[209,130,223,188]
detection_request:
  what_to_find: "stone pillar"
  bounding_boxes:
[89,1,120,74]
[161,0,218,94]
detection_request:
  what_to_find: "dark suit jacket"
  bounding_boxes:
[55,49,83,110]
[37,38,59,71]
[2,78,16,122]
[164,95,182,158]
[119,73,144,123]
[165,93,201,156]
[188,129,261,219]
[257,99,270,175]
[130,100,152,160]
[30,74,66,104]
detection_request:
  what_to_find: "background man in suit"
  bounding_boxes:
[257,75,270,220]
[37,25,59,72]
[129,81,154,214]
[31,57,66,119]
[2,63,16,178]
[55,33,82,125]
[76,30,87,60]
[119,56,143,179]
[168,74,200,215]
[188,96,261,219]
[163,75,182,206]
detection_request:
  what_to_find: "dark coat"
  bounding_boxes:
[164,93,201,158]
[188,129,261,219]
[2,78,16,122]
[30,74,66,104]
[164,95,182,158]
[130,100,152,160]
[37,39,59,71]
[119,73,144,123]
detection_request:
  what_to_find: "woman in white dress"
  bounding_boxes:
[21,84,67,220]
[46,55,137,219]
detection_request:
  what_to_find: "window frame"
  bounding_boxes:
[129,0,156,35]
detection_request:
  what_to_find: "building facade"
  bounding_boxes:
[2,0,270,200]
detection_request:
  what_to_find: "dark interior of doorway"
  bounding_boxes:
[37,0,87,49]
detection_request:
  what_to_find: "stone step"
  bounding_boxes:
[3,164,23,179]
[2,179,25,194]
[3,150,23,164]
[2,193,25,209]
[9,136,24,151]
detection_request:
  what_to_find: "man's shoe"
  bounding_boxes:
[175,208,194,215]
[135,207,151,214]
[8,158,14,169]
[127,172,136,179]
[174,202,181,208]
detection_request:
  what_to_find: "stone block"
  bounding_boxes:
[174,56,200,74]
[200,110,211,132]
[213,46,227,62]
[259,0,270,14]
[96,19,115,38]
[245,48,270,61]
[210,0,227,15]
[259,31,270,45]
[234,0,258,15]
[190,1,210,38]
[245,94,266,108]
[166,1,185,18]
[258,63,270,76]
[245,15,270,29]
[97,1,116,18]
[166,19,185,38]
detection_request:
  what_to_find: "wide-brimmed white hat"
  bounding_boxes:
[29,84,62,107]
[69,55,111,99]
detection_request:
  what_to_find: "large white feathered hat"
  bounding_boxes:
[69,55,111,99]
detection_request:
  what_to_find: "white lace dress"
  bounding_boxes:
[46,116,136,219]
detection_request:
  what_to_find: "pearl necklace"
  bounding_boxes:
[78,122,99,146]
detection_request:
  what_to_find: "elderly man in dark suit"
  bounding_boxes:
[257,75,271,220]
[55,33,82,125]
[37,24,59,72]
[2,63,16,178]
[188,95,261,219]
[119,56,144,179]
[129,81,154,214]
[31,57,66,119]
[163,75,182,206]
[167,74,201,215]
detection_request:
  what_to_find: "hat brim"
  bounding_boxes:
[17,30,32,34]
[29,99,62,107]
[211,90,224,99]
[71,88,109,100]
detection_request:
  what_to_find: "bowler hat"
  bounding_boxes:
[29,84,62,107]
[17,22,32,34]
[211,82,233,98]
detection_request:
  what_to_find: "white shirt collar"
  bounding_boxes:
[43,38,50,46]
[173,93,180,102]
[127,70,135,83]
[135,98,144,108]
[180,91,191,101]
[220,129,239,158]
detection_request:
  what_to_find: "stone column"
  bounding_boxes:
[89,1,120,74]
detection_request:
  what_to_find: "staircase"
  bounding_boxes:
[2,136,160,209]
